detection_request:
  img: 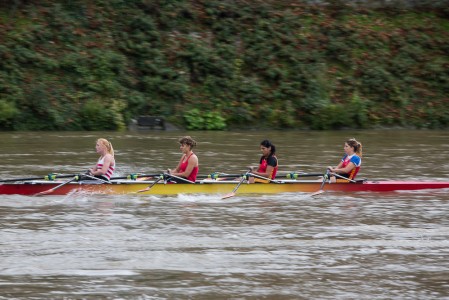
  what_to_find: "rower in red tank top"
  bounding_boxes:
[327,138,362,183]
[178,152,199,181]
[167,136,199,182]
[249,139,278,183]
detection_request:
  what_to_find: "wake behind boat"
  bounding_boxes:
[1,173,449,196]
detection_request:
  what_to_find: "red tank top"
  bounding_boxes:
[341,155,361,179]
[258,155,278,179]
[179,153,199,181]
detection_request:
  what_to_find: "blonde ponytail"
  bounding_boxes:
[97,138,114,157]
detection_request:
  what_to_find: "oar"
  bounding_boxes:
[33,176,79,196]
[164,173,195,184]
[136,173,195,193]
[202,173,242,180]
[201,173,242,180]
[311,169,330,197]
[0,174,76,183]
[283,172,324,179]
[136,176,164,193]
[330,172,357,183]
[110,174,162,181]
[222,170,251,199]
[248,173,282,183]
[81,174,111,184]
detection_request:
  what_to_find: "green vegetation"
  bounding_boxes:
[0,0,448,130]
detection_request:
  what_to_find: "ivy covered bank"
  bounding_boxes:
[0,0,448,130]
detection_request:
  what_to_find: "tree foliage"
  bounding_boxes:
[0,0,448,130]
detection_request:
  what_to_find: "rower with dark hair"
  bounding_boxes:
[167,136,199,183]
[249,139,278,183]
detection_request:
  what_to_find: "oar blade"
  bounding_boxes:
[311,190,325,197]
[310,170,330,197]
[135,177,163,193]
[221,192,236,199]
[34,189,55,196]
[221,171,250,199]
[136,187,150,193]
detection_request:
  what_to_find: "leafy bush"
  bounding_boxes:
[311,104,351,130]
[184,108,226,130]
[0,100,18,128]
[80,99,126,131]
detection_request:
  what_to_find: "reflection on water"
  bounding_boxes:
[0,130,448,299]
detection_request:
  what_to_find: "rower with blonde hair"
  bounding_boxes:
[88,138,116,181]
[327,138,362,182]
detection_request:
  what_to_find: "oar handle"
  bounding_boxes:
[247,172,281,183]
[330,172,357,183]
[80,174,111,184]
[163,173,195,184]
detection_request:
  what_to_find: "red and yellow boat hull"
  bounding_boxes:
[1,180,449,196]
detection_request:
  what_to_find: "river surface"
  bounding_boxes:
[0,130,448,299]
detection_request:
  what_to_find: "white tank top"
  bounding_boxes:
[96,156,115,179]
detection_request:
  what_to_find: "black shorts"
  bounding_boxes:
[336,173,350,179]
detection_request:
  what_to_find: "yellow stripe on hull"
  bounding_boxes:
[137,182,320,195]
[71,181,322,195]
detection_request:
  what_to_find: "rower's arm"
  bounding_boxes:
[169,154,198,178]
[252,165,275,179]
[173,155,198,178]
[330,162,355,174]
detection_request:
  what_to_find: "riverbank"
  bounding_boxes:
[1,1,448,131]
